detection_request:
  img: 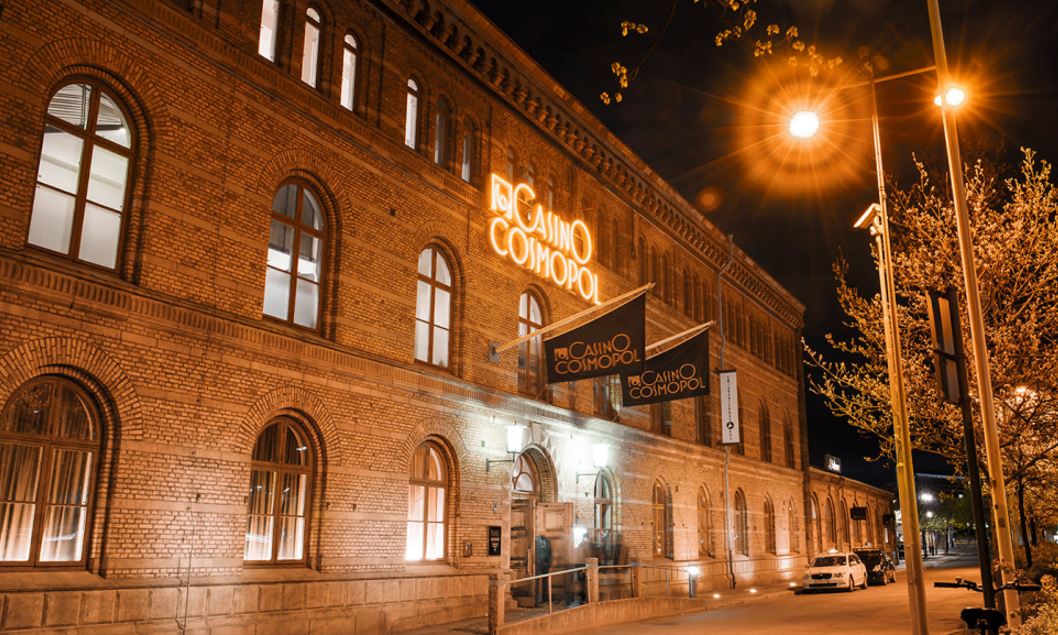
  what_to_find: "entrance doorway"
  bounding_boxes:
[508,449,573,607]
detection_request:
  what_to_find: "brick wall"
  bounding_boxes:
[0,0,831,632]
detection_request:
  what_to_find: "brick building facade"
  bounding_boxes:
[0,0,891,632]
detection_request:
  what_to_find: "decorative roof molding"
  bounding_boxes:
[378,0,805,328]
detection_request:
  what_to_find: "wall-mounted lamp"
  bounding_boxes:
[486,424,526,473]
[576,443,611,484]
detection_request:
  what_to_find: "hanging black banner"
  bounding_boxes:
[620,329,710,406]
[543,294,646,383]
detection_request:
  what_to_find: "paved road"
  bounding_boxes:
[570,554,984,634]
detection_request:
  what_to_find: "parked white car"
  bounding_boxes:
[802,551,868,592]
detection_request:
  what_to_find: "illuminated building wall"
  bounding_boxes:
[0,0,883,631]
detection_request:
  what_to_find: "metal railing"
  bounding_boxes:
[501,565,588,622]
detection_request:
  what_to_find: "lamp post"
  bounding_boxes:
[925,0,1021,625]
[792,66,940,634]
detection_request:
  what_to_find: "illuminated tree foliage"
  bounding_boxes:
[805,150,1058,564]
[602,0,842,105]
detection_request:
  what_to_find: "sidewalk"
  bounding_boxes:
[402,577,802,635]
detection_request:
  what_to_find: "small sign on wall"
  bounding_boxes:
[719,370,740,445]
[487,526,502,556]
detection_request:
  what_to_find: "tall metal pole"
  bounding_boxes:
[868,76,930,635]
[717,236,736,589]
[924,0,1021,625]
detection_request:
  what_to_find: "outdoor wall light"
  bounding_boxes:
[687,565,700,598]
[486,424,527,473]
[576,442,611,484]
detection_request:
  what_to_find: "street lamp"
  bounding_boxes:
[926,0,1021,625]
[789,111,820,138]
[788,66,942,635]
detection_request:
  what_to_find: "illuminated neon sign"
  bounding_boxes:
[487,174,600,304]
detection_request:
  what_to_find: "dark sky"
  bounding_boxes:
[469,0,1058,486]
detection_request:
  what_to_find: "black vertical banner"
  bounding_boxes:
[620,330,710,406]
[543,294,646,383]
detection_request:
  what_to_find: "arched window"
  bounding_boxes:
[258,0,281,61]
[865,507,874,545]
[340,34,358,110]
[244,418,313,564]
[784,415,795,468]
[610,218,622,272]
[788,499,800,553]
[263,181,325,329]
[764,497,776,554]
[811,493,822,552]
[594,473,614,557]
[651,480,672,559]
[300,8,323,87]
[697,487,713,558]
[544,174,555,211]
[29,81,133,269]
[734,489,749,556]
[638,239,648,285]
[404,78,420,149]
[853,503,862,545]
[511,454,538,495]
[433,97,451,166]
[840,500,850,547]
[695,396,711,446]
[414,246,453,368]
[652,402,672,436]
[824,497,836,548]
[759,402,772,463]
[406,441,448,561]
[517,291,546,397]
[0,378,98,566]
[460,117,477,183]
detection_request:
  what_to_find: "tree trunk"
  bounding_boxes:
[1029,515,1038,547]
[1016,478,1032,568]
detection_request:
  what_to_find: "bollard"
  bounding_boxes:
[586,557,599,604]
[488,572,505,635]
[632,563,643,598]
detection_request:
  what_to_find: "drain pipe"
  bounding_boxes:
[717,235,736,589]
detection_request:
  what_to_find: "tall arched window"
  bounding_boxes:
[788,499,800,553]
[697,487,713,558]
[505,147,517,181]
[764,497,776,554]
[434,97,451,166]
[593,375,621,419]
[244,418,313,564]
[404,78,420,149]
[759,402,772,463]
[406,441,448,561]
[460,117,477,183]
[340,33,358,110]
[840,500,850,547]
[0,378,98,566]
[29,81,133,269]
[544,174,555,211]
[811,493,822,552]
[784,414,795,468]
[651,480,672,559]
[594,473,614,558]
[517,291,546,397]
[734,489,749,556]
[824,497,836,548]
[258,0,281,61]
[263,181,325,329]
[414,246,453,368]
[300,8,323,87]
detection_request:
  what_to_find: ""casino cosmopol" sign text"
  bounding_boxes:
[487,174,600,304]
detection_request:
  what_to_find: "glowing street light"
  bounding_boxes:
[788,110,820,138]
[933,86,967,107]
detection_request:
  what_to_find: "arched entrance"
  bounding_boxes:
[508,446,570,606]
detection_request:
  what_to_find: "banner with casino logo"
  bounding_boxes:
[619,329,710,406]
[543,294,645,383]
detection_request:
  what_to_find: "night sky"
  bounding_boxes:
[469,0,1058,486]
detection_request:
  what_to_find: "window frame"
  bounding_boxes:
[300,6,324,88]
[0,377,101,570]
[759,402,772,463]
[593,472,614,556]
[404,77,421,150]
[339,32,359,111]
[697,486,713,558]
[433,96,452,168]
[651,480,673,559]
[414,246,454,369]
[406,440,449,562]
[258,0,282,62]
[517,290,548,399]
[734,489,749,556]
[243,417,314,567]
[460,116,478,183]
[262,179,327,332]
[28,79,136,272]
[764,497,777,554]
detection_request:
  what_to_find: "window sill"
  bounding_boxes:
[0,570,174,592]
